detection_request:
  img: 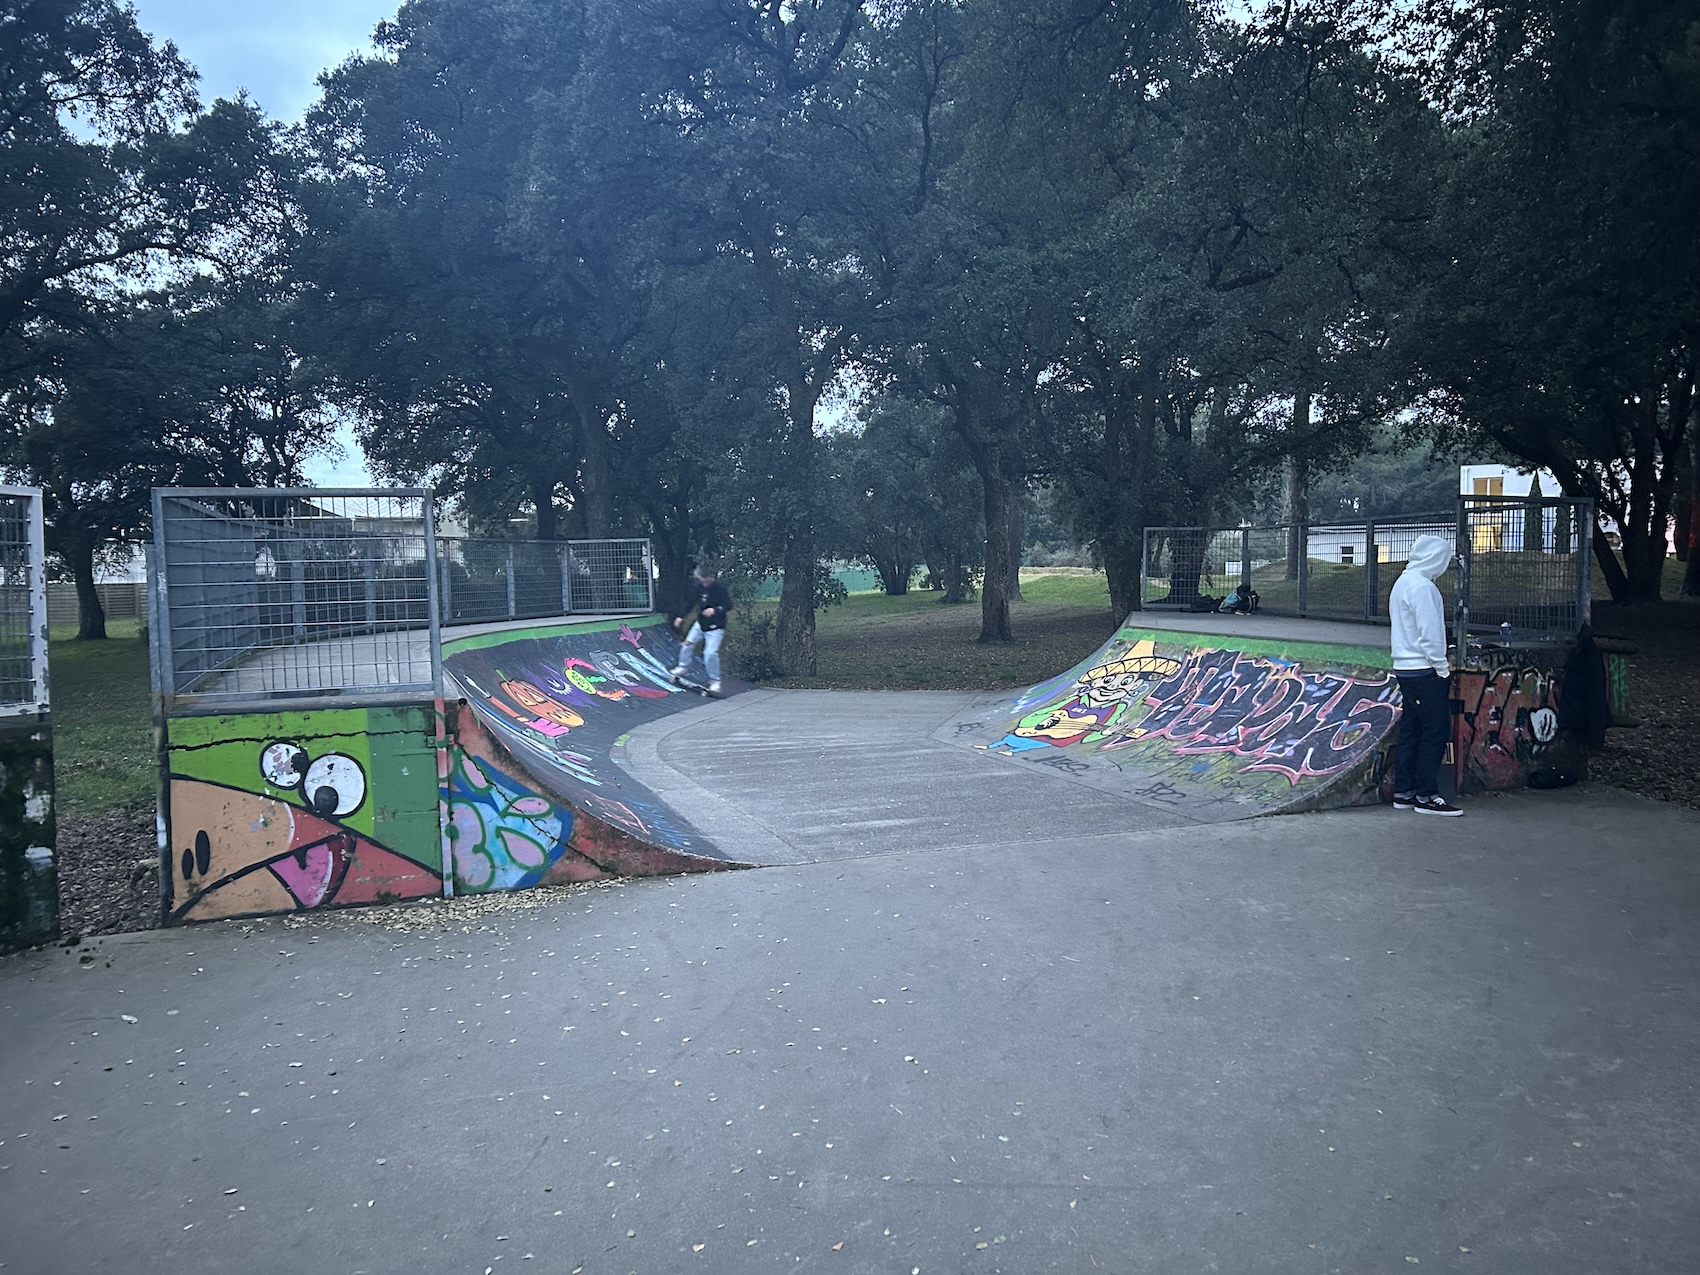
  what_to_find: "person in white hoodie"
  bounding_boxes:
[1389,534,1463,815]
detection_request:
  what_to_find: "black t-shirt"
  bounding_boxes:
[692,579,733,631]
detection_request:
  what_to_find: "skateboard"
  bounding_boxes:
[669,632,720,697]
[671,674,720,699]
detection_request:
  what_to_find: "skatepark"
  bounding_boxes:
[4,584,1698,1273]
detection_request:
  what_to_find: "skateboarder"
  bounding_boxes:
[1390,534,1463,816]
[670,563,733,695]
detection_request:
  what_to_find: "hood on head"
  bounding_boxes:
[1405,534,1453,580]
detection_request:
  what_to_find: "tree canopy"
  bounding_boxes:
[4,0,1693,648]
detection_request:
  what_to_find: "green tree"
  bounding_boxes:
[1,0,276,357]
[1404,0,1699,603]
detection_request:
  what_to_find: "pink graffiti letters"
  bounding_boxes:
[1131,649,1399,784]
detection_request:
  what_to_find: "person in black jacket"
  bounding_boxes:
[670,564,733,694]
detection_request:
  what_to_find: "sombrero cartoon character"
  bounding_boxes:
[166,714,441,923]
[992,640,1181,754]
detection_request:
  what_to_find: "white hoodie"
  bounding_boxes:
[1390,534,1452,678]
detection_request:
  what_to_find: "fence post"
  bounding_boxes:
[24,492,48,712]
[1364,521,1377,622]
[289,545,307,639]
[560,545,574,615]
[1577,498,1593,631]
[362,545,377,627]
[1139,528,1150,609]
[438,546,453,626]
[1454,499,1472,660]
[505,543,517,620]
[1296,522,1310,615]
[1240,527,1252,595]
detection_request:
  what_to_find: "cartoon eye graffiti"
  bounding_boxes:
[302,753,367,818]
[260,742,310,789]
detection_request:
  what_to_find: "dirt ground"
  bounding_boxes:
[54,803,161,938]
[1589,599,1700,811]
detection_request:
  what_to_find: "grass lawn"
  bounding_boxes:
[49,618,155,815]
[754,568,1120,691]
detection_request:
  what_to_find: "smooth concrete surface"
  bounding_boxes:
[618,690,1200,863]
[3,785,1696,1274]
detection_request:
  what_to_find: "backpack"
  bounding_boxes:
[1219,585,1259,615]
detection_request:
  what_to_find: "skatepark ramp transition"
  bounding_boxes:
[157,610,749,926]
[935,624,1405,822]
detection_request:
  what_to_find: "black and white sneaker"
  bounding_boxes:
[1412,794,1463,817]
[1391,792,1417,810]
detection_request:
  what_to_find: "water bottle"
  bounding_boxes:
[1499,621,1512,642]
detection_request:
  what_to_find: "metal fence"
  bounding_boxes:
[437,537,653,626]
[0,487,48,716]
[1456,496,1592,639]
[151,489,441,709]
[1140,497,1593,642]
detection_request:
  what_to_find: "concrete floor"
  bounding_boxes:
[615,690,1197,865]
[4,753,1696,1274]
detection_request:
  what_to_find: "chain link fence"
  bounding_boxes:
[0,488,48,716]
[1141,497,1592,642]
[151,489,441,709]
[152,488,656,708]
[437,537,652,626]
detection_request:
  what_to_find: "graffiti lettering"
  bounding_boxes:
[1455,664,1560,791]
[1131,649,1399,783]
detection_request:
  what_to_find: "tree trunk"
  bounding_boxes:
[1104,542,1141,622]
[874,538,912,595]
[1683,454,1700,596]
[1165,531,1208,603]
[942,548,966,603]
[565,383,614,540]
[1591,523,1632,604]
[649,512,693,618]
[775,530,817,674]
[1007,489,1025,602]
[976,463,1012,643]
[1285,392,1311,580]
[532,477,559,542]
[69,532,107,641]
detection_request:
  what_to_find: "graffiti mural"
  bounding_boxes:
[1129,649,1400,782]
[442,744,571,891]
[1454,663,1562,792]
[441,618,734,856]
[941,628,1403,819]
[165,706,443,923]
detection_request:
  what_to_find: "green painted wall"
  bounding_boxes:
[167,705,440,871]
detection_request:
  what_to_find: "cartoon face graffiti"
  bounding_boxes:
[169,740,439,923]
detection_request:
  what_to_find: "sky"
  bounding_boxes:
[128,0,405,486]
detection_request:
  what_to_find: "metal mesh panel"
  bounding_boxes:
[437,538,652,625]
[1140,527,1229,609]
[0,489,46,712]
[1461,497,1590,641]
[564,539,653,615]
[1366,516,1457,622]
[1139,504,1589,638]
[153,490,439,706]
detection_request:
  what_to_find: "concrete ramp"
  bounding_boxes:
[935,625,1400,822]
[442,616,751,872]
